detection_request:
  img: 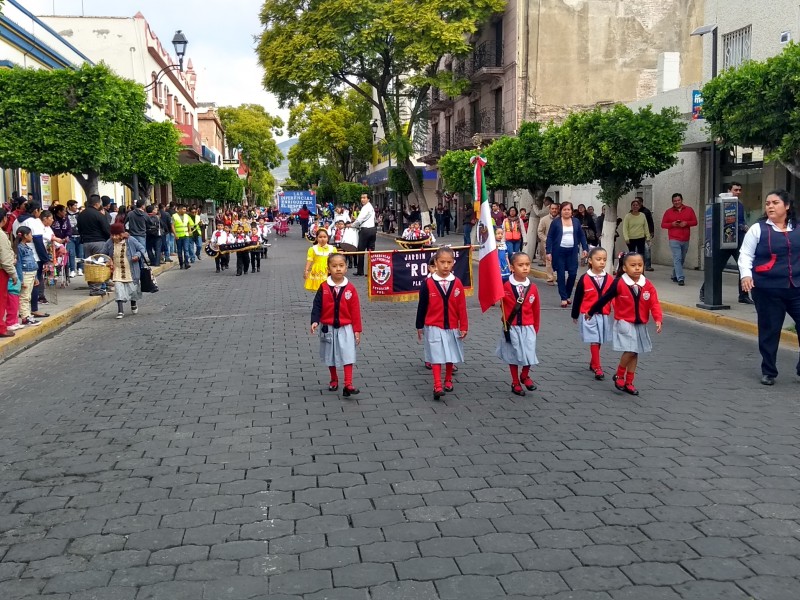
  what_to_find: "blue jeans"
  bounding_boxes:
[193,236,202,259]
[167,233,176,255]
[463,223,473,247]
[132,235,146,249]
[552,246,579,301]
[669,239,689,281]
[645,241,652,268]
[176,237,192,266]
[67,238,81,272]
[506,239,522,260]
[146,236,162,266]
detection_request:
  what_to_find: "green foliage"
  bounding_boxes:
[173,163,243,204]
[438,149,475,193]
[335,182,370,205]
[549,104,686,206]
[0,63,146,194]
[111,121,181,198]
[388,167,422,197]
[281,178,303,191]
[218,104,283,203]
[702,42,800,173]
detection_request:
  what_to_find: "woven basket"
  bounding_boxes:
[83,254,112,283]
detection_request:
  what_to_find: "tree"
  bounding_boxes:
[335,182,370,206]
[218,104,283,204]
[702,42,800,177]
[438,149,477,194]
[288,90,373,182]
[0,63,146,196]
[388,166,422,203]
[549,104,686,260]
[257,0,506,212]
[112,121,181,200]
[173,163,243,204]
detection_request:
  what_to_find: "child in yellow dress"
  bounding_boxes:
[304,228,337,292]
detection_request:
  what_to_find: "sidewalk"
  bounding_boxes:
[0,260,176,362]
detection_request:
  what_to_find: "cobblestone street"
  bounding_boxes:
[1,234,799,600]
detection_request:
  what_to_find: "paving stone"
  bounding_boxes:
[621,562,693,586]
[183,524,239,546]
[269,569,332,595]
[371,580,439,600]
[175,560,239,581]
[359,541,420,562]
[89,550,150,571]
[109,565,176,587]
[239,554,299,577]
[669,580,752,600]
[149,545,209,565]
[203,575,271,599]
[395,557,459,581]
[561,566,632,591]
[333,562,397,587]
[456,552,522,575]
[42,569,112,593]
[680,557,754,581]
[125,529,184,551]
[500,571,569,596]
[476,532,536,553]
[419,536,479,557]
[210,540,270,560]
[574,544,641,567]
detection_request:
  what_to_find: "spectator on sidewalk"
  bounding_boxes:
[66,200,82,277]
[145,205,163,267]
[172,204,193,270]
[622,199,650,257]
[124,199,148,247]
[13,201,51,315]
[0,208,19,337]
[638,197,656,271]
[159,204,174,263]
[77,194,111,296]
[661,193,697,287]
[538,201,560,285]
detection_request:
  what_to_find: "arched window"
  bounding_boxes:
[151,72,158,104]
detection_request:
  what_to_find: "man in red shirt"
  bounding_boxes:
[660,192,697,286]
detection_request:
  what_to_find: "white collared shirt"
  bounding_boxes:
[353,202,376,228]
[508,275,530,288]
[621,273,646,288]
[326,276,349,289]
[738,219,795,279]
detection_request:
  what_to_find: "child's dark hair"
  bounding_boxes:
[315,228,329,242]
[588,247,607,260]
[14,225,32,253]
[509,251,529,266]
[615,251,642,277]
[428,255,436,268]
[327,252,346,267]
[434,246,455,260]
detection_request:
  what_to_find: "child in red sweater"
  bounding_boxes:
[571,248,614,380]
[311,254,363,396]
[496,252,541,396]
[416,247,468,400]
[587,252,663,395]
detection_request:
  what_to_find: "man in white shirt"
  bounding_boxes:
[350,193,376,276]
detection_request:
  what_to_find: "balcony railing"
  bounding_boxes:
[471,42,504,82]
[429,87,453,112]
[473,107,504,136]
[420,132,452,163]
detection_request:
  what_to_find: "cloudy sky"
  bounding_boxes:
[25,0,289,139]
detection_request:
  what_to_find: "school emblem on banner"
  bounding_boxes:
[372,262,392,285]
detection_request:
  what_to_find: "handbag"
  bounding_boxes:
[139,261,159,293]
[7,274,21,295]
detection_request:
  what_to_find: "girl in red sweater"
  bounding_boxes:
[587,252,663,396]
[311,254,363,396]
[571,248,614,380]
[416,247,468,400]
[496,252,541,396]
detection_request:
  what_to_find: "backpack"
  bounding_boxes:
[146,215,162,236]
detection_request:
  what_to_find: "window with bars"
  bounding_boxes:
[722,25,752,70]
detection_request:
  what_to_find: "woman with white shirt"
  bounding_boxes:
[738,189,800,386]
[546,202,590,308]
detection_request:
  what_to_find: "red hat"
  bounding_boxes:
[110,223,125,235]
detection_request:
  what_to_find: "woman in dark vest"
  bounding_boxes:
[739,189,800,385]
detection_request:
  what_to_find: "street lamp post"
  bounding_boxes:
[143,30,189,92]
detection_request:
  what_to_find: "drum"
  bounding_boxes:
[204,242,220,257]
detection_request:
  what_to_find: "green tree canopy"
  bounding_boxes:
[335,182,370,206]
[702,42,800,176]
[111,121,181,200]
[173,163,244,204]
[0,63,146,196]
[388,166,423,199]
[218,104,283,204]
[438,149,476,194]
[257,0,505,210]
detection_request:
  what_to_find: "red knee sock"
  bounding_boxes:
[521,366,530,381]
[616,364,626,380]
[509,365,520,386]
[445,363,454,384]
[432,364,443,390]
[343,364,354,388]
[590,344,601,369]
[328,366,338,383]
[625,370,635,385]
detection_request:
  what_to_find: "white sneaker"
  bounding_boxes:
[69,270,77,278]
[116,313,124,319]
[22,318,40,326]
[77,269,84,276]
[131,306,138,315]
[8,323,23,331]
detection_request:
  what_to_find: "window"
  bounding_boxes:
[151,72,159,105]
[723,25,751,70]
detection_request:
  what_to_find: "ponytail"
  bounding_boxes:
[14,225,31,254]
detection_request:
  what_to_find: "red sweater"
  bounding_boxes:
[660,205,698,242]
[415,277,468,331]
[311,280,363,331]
[501,279,540,332]
[588,275,663,324]
[571,272,614,319]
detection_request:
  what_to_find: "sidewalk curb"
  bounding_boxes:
[0,262,177,363]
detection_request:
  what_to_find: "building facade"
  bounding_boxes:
[41,12,201,205]
[0,0,92,206]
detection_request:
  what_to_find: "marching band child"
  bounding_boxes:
[235,225,250,276]
[586,252,663,396]
[256,218,270,258]
[249,222,261,273]
[310,253,362,396]
[496,252,540,396]
[495,228,511,282]
[571,247,614,380]
[416,246,468,400]
[402,221,424,240]
[423,224,436,246]
[211,222,227,273]
[304,228,337,292]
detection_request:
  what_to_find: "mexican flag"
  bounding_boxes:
[471,154,504,312]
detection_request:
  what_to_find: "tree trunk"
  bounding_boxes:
[403,156,428,215]
[73,170,99,199]
[600,202,619,274]
[781,159,800,179]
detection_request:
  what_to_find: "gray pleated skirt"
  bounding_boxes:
[496,325,539,366]
[114,281,141,302]
[612,320,653,354]
[579,313,613,344]
[319,324,357,367]
[423,326,465,364]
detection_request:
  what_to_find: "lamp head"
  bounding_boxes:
[172,30,188,70]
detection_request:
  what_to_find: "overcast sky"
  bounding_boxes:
[25,0,289,139]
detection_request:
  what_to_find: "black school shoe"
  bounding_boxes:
[511,384,525,396]
[342,386,360,397]
[612,375,626,391]
[433,388,444,400]
[761,375,776,386]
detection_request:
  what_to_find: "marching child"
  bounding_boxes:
[423,224,436,246]
[304,228,337,292]
[15,226,40,327]
[496,252,540,396]
[416,246,468,400]
[249,222,261,273]
[571,247,615,380]
[235,225,250,276]
[586,252,663,396]
[310,253,362,396]
[402,221,424,240]
[495,228,511,282]
[211,222,227,273]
